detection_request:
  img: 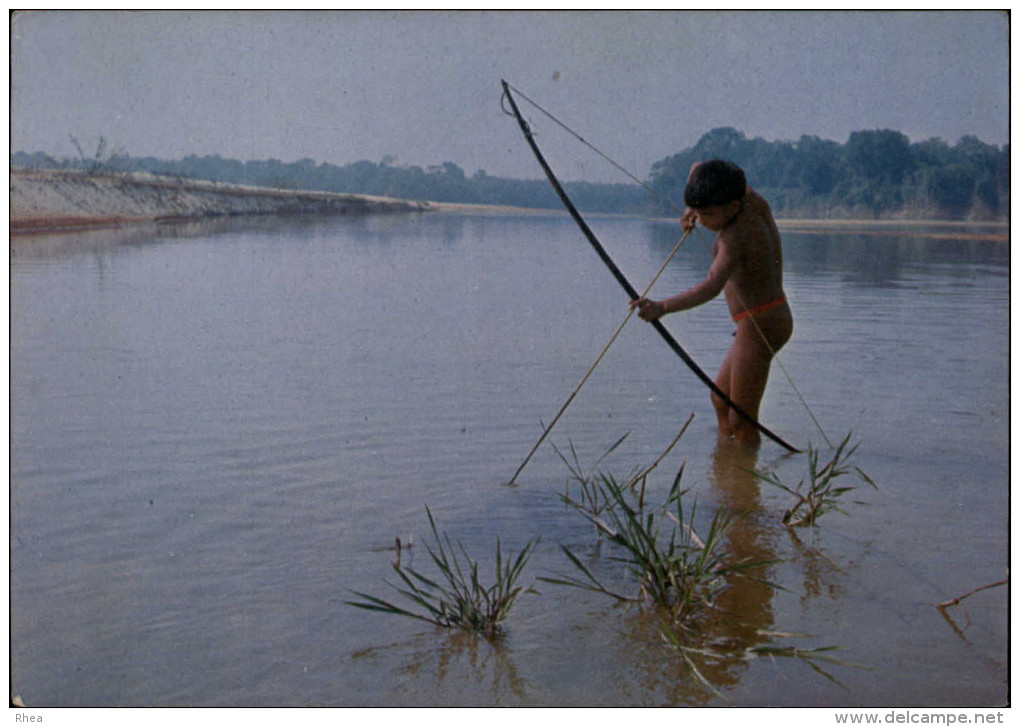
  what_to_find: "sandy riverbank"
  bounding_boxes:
[774,217,1009,241]
[10,167,431,234]
[431,204,1009,242]
[639,212,1008,242]
[427,201,569,216]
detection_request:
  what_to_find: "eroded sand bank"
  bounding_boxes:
[10,167,430,234]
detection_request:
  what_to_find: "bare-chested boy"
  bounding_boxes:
[630,159,793,446]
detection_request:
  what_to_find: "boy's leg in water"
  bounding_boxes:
[712,350,736,439]
[725,327,773,445]
[717,309,793,445]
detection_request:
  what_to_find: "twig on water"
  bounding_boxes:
[937,578,1008,608]
[935,576,1007,640]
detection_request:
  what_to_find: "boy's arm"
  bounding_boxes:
[662,241,735,313]
[632,237,738,320]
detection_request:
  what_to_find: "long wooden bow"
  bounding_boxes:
[501,80,799,453]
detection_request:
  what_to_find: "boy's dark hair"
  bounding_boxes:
[684,159,747,209]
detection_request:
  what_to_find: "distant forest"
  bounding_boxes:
[647,127,1008,221]
[13,126,1009,220]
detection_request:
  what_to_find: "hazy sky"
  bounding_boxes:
[10,10,1010,183]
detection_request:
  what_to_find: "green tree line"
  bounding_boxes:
[648,127,1008,220]
[13,126,1008,220]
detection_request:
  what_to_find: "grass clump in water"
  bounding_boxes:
[552,416,693,536]
[546,477,766,620]
[542,419,772,623]
[753,432,877,527]
[347,506,537,639]
[552,432,632,538]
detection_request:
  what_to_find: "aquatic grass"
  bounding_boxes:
[551,432,633,537]
[542,423,774,621]
[552,416,693,535]
[347,506,537,638]
[753,431,877,527]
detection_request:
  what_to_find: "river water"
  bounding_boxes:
[10,211,1008,707]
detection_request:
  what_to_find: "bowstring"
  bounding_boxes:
[503,82,684,216]
[504,83,831,450]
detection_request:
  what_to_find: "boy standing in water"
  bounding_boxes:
[631,159,793,446]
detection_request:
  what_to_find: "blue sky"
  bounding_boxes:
[10,10,1010,182]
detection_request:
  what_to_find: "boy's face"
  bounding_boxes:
[693,200,741,232]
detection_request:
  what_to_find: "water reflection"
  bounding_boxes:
[613,442,778,705]
[707,441,776,652]
[351,629,528,706]
[9,211,452,265]
[633,442,857,702]
[668,441,777,698]
[645,220,1008,289]
[786,527,848,605]
[616,610,719,706]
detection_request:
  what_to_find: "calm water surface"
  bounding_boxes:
[10,212,1008,706]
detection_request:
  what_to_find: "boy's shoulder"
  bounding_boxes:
[744,188,775,218]
[718,204,770,257]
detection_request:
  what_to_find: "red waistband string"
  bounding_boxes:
[733,295,787,322]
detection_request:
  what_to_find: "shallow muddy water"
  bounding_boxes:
[10,212,1008,706]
